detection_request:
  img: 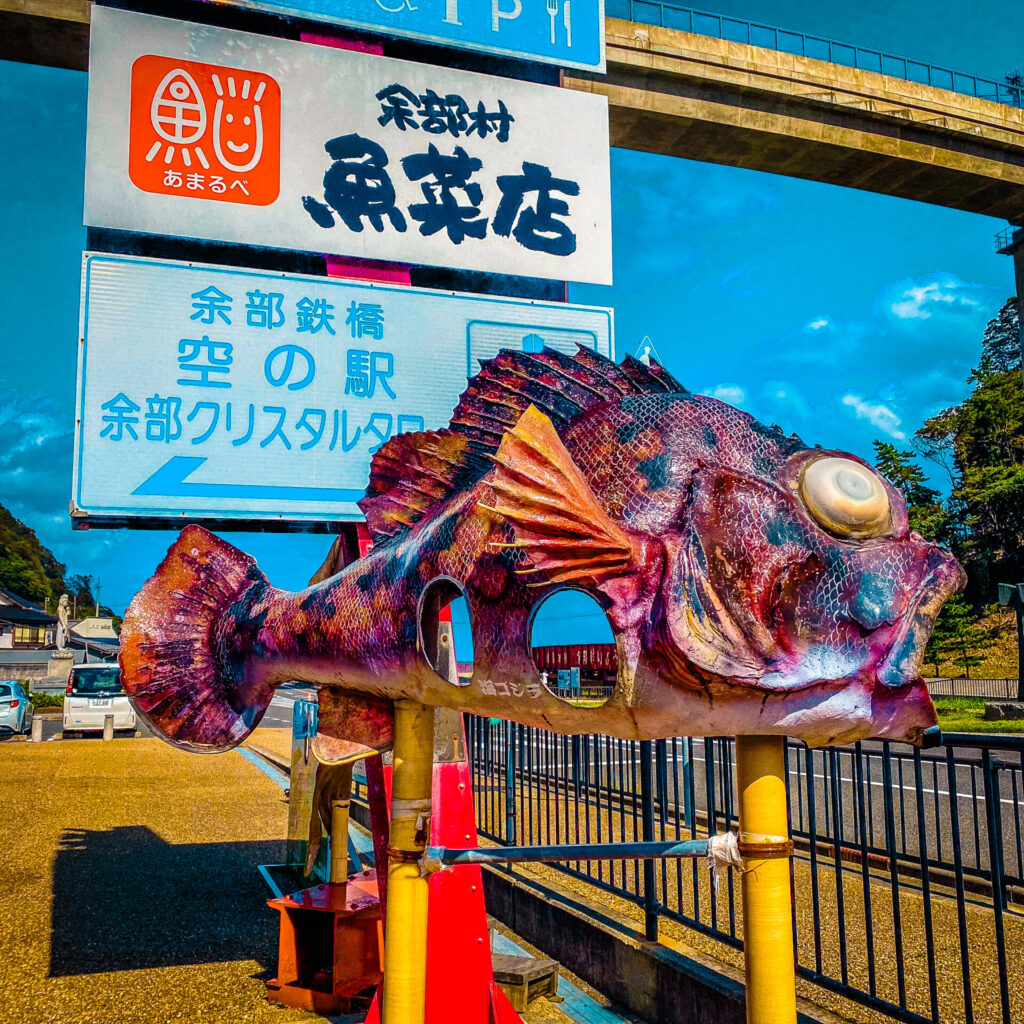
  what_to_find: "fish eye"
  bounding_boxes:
[799,456,891,538]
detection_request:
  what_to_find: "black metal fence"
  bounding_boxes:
[467,719,1024,1024]
[927,678,1020,699]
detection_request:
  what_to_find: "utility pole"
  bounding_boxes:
[998,584,1024,701]
[95,579,101,618]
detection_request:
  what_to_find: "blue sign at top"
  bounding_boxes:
[207,0,605,72]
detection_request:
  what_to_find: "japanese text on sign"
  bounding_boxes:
[85,9,613,284]
[74,254,614,525]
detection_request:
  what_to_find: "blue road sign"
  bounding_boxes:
[204,0,605,72]
[73,253,613,526]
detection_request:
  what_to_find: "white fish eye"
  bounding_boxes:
[799,456,890,538]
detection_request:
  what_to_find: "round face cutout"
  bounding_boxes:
[799,456,891,539]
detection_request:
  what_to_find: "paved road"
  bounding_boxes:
[480,729,1024,886]
[0,683,319,747]
[259,684,317,729]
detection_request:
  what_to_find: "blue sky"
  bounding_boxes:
[0,0,1021,649]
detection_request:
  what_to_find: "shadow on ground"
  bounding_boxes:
[50,826,285,976]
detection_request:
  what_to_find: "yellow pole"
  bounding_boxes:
[381,699,435,1024]
[736,735,797,1024]
[329,762,354,884]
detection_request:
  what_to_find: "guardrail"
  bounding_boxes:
[927,677,1020,699]
[606,0,1024,111]
[468,719,1023,1024]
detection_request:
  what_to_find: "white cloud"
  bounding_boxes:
[702,383,747,406]
[888,278,980,320]
[806,317,830,330]
[840,393,906,439]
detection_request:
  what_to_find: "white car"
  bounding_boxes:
[62,663,136,736]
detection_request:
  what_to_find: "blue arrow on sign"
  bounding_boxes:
[132,457,366,503]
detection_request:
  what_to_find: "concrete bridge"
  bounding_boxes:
[564,17,1024,223]
[5,0,1024,222]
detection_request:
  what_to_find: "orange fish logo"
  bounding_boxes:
[129,55,281,206]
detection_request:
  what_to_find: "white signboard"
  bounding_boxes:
[73,253,614,525]
[84,8,613,285]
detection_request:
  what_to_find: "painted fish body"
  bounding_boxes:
[120,347,963,756]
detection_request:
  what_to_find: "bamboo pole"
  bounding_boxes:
[736,735,797,1024]
[328,762,354,884]
[381,700,435,1024]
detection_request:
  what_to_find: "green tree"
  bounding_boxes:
[925,595,994,678]
[978,297,1020,375]
[67,574,96,615]
[872,441,952,544]
[0,504,66,604]
[916,301,1024,598]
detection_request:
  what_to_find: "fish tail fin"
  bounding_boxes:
[119,525,274,752]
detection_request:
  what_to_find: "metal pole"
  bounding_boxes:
[381,699,434,1024]
[329,762,354,884]
[505,720,516,847]
[639,739,660,941]
[423,837,710,869]
[736,735,797,1024]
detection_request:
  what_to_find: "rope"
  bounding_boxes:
[706,831,742,894]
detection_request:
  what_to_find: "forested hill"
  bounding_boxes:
[0,503,66,607]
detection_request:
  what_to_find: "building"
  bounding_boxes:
[0,587,56,650]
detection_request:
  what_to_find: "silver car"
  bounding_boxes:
[62,664,136,736]
[0,681,34,736]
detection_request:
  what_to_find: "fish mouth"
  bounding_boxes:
[877,549,966,687]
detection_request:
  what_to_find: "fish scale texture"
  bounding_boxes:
[121,346,965,750]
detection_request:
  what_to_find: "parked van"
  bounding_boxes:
[62,663,136,736]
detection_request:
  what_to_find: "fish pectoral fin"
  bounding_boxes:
[487,405,635,588]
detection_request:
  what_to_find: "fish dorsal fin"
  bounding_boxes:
[450,346,686,451]
[359,429,488,540]
[359,347,684,541]
[486,405,635,587]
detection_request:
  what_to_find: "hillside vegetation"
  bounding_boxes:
[0,503,66,606]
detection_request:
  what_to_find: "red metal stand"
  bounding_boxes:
[266,872,383,1014]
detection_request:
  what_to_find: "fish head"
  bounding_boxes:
[616,395,967,694]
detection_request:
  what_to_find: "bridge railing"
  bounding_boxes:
[607,0,1024,110]
[468,718,1023,1024]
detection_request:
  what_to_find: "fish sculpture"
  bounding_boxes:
[121,346,964,757]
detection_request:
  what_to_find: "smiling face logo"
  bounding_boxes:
[129,55,280,206]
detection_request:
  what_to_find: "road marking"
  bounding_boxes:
[522,741,1021,807]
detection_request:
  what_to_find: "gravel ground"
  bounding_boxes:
[246,728,295,766]
[0,737,335,1024]
[0,734,576,1024]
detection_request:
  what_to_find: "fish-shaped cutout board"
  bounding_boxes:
[120,346,964,757]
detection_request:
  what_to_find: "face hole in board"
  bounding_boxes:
[529,588,617,707]
[419,577,473,687]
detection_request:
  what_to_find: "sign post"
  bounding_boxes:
[79,3,616,1021]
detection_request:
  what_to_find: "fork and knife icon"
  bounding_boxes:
[546,0,572,47]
